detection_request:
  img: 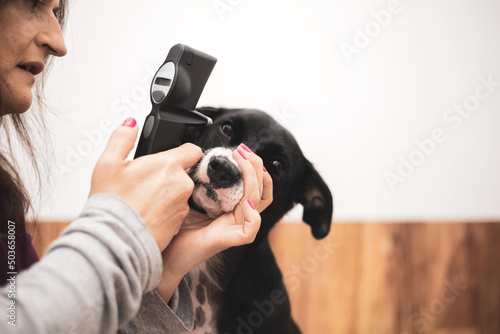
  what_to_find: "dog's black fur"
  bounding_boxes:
[184,107,333,333]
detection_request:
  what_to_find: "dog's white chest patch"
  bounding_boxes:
[181,263,221,334]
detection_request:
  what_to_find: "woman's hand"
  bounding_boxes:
[155,144,273,302]
[89,118,203,252]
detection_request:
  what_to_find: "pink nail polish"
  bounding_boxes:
[240,143,252,153]
[122,117,136,127]
[247,198,256,210]
[263,166,267,173]
[237,148,247,160]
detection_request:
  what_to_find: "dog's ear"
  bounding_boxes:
[294,161,333,239]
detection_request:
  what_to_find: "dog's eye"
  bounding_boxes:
[221,122,234,137]
[271,160,285,171]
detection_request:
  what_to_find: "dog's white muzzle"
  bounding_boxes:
[191,148,244,218]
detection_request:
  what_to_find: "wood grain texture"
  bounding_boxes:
[31,221,500,334]
[268,222,500,334]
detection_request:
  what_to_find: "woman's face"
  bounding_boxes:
[0,0,67,116]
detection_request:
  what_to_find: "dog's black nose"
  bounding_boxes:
[207,156,241,189]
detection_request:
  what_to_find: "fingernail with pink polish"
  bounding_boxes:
[240,143,252,153]
[237,148,247,160]
[263,166,267,173]
[247,198,256,210]
[122,117,136,128]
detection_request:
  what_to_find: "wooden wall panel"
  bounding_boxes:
[268,222,500,334]
[31,221,500,334]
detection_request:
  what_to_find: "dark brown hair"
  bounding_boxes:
[0,0,68,245]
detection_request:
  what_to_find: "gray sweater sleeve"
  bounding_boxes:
[118,277,194,333]
[0,193,191,334]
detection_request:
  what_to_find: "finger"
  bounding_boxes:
[156,143,203,169]
[215,198,261,249]
[101,118,138,162]
[240,198,261,243]
[240,143,264,197]
[258,169,273,213]
[233,147,260,207]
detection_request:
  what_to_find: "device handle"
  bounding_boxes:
[134,107,211,158]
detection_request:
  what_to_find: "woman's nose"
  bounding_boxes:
[36,14,68,57]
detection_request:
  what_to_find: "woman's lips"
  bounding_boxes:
[17,62,44,76]
[17,66,36,84]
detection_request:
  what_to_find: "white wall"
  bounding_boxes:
[35,0,500,222]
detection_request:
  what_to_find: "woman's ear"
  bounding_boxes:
[294,161,333,239]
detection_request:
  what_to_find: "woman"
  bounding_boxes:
[0,0,272,333]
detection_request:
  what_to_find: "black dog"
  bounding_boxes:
[182,107,333,334]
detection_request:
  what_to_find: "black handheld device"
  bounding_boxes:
[134,44,217,158]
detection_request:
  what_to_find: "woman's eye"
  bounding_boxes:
[53,7,62,20]
[29,0,47,8]
[221,123,234,137]
[271,160,284,171]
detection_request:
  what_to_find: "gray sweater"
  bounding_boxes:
[0,193,193,333]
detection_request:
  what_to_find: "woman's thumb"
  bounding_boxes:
[102,117,139,161]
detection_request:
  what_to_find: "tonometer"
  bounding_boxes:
[134,44,217,158]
